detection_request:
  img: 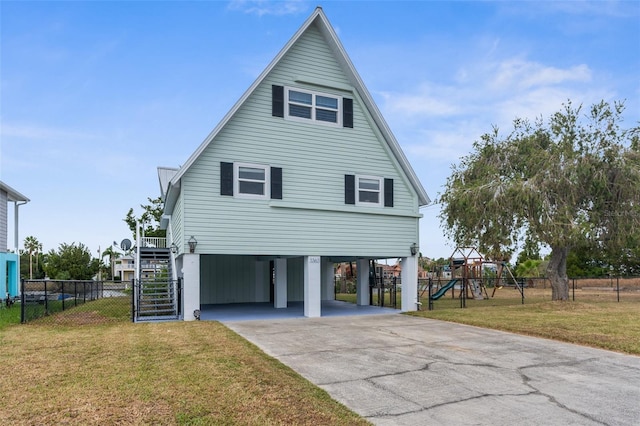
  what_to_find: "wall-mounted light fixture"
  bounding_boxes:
[410,242,419,256]
[170,243,178,254]
[188,236,198,253]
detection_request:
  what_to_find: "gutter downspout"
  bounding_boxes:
[14,201,28,252]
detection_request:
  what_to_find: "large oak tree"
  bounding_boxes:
[439,101,639,300]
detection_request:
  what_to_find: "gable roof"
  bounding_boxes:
[165,7,429,207]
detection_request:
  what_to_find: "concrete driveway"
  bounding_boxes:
[226,314,640,426]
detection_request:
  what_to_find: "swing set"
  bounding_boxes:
[424,247,524,307]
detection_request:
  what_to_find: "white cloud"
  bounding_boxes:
[379,86,460,117]
[377,55,602,132]
[227,0,308,16]
[1,122,97,142]
[490,59,592,91]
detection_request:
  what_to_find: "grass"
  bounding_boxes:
[409,287,640,355]
[3,287,639,424]
[0,305,21,331]
[338,286,640,355]
[0,298,368,426]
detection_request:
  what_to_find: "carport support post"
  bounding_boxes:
[304,256,321,318]
[321,258,334,300]
[182,253,200,321]
[401,256,418,312]
[356,259,370,306]
[274,258,288,309]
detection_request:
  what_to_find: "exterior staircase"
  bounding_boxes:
[133,239,181,322]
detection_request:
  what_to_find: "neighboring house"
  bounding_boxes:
[114,254,166,282]
[158,8,430,320]
[0,181,29,299]
[113,255,135,282]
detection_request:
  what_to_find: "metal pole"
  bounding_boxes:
[44,280,48,316]
[131,278,136,322]
[20,279,25,324]
[616,277,620,302]
[178,277,182,316]
[62,281,65,312]
[428,278,433,311]
[572,278,575,302]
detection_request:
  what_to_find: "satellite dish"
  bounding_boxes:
[121,239,132,251]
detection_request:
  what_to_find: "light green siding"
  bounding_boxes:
[179,22,420,258]
[169,191,184,255]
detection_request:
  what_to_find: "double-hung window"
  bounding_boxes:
[286,87,341,126]
[234,163,270,199]
[345,174,393,207]
[357,176,383,207]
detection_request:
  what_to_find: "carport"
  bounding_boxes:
[200,300,398,322]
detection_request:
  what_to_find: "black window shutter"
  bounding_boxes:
[343,98,353,128]
[271,167,282,200]
[384,178,394,207]
[272,85,284,117]
[220,162,234,196]
[345,174,355,205]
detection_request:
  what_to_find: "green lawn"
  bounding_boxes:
[337,289,640,355]
[410,297,640,355]
[3,290,638,424]
[0,305,21,331]
[0,298,368,425]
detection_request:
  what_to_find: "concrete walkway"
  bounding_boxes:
[226,314,640,426]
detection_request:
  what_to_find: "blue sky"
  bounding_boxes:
[2,0,639,260]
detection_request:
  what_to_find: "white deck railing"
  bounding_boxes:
[141,237,167,248]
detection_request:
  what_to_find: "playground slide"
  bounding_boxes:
[430,279,458,300]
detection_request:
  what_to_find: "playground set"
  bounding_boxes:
[422,247,524,309]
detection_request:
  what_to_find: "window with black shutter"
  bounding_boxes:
[271,167,282,200]
[384,178,394,207]
[343,98,353,128]
[344,174,355,205]
[220,162,234,196]
[272,85,284,117]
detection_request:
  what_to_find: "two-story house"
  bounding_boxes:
[158,8,430,320]
[1,181,29,300]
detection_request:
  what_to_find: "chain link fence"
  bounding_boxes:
[420,276,640,309]
[20,280,131,324]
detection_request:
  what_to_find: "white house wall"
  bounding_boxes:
[179,23,420,258]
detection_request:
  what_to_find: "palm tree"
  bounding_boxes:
[101,246,121,280]
[23,236,42,279]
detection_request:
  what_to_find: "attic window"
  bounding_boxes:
[285,87,341,126]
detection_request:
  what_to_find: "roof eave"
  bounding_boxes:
[0,181,30,203]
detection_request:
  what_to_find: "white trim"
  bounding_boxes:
[233,162,270,200]
[269,200,422,218]
[284,86,342,127]
[355,175,383,207]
